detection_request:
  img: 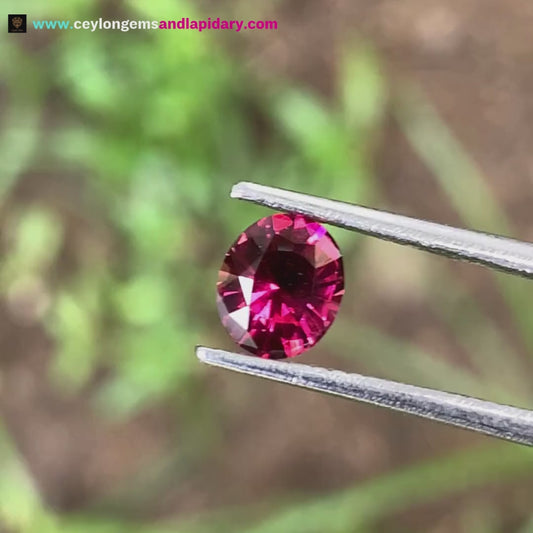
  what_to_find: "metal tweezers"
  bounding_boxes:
[196,182,533,446]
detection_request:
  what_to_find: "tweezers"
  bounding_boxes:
[196,182,533,446]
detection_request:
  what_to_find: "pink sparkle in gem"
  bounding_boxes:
[216,213,344,359]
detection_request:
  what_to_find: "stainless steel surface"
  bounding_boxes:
[197,347,533,446]
[231,182,533,278]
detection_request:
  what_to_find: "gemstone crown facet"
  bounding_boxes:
[216,213,344,359]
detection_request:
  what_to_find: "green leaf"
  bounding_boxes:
[273,89,351,179]
[114,276,173,326]
[0,424,45,530]
[341,45,386,132]
[1,208,63,285]
[48,291,98,391]
[0,105,41,205]
[96,319,197,416]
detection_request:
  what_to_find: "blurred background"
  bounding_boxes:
[1,0,533,531]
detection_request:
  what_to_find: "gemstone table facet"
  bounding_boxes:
[217,213,344,359]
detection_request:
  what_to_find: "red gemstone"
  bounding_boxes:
[216,213,344,359]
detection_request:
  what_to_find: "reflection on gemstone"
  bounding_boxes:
[217,213,344,359]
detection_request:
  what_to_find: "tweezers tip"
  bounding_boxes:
[231,181,263,200]
[196,346,240,369]
[230,182,247,199]
[195,345,212,364]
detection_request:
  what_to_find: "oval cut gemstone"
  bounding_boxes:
[216,213,344,359]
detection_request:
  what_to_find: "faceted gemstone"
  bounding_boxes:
[216,213,344,359]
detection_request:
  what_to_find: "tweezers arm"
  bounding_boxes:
[197,347,533,446]
[231,182,533,279]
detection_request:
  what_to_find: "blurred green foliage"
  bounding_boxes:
[0,0,532,532]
